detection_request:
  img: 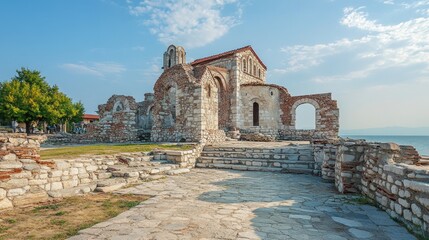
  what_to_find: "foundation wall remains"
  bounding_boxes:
[334,140,428,235]
[0,134,199,210]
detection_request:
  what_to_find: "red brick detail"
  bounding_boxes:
[0,168,22,181]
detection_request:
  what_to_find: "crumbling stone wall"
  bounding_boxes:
[239,84,339,140]
[0,133,202,210]
[313,139,338,181]
[87,95,139,142]
[151,64,226,143]
[283,93,339,139]
[151,65,203,142]
[334,140,429,236]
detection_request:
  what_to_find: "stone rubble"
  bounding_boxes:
[0,134,197,210]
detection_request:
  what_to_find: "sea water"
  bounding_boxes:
[341,135,429,156]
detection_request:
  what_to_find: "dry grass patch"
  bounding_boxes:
[40,143,193,160]
[0,193,149,240]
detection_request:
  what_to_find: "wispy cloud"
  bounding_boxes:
[61,62,126,77]
[274,37,371,74]
[126,0,242,48]
[274,4,429,83]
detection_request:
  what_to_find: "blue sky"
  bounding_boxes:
[1,0,428,130]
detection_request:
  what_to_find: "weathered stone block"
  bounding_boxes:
[403,209,412,221]
[411,203,422,218]
[7,188,26,197]
[2,153,17,161]
[398,198,410,208]
[0,178,28,189]
[0,161,22,169]
[403,180,429,193]
[0,198,13,209]
[51,182,63,191]
[12,191,49,206]
[0,188,6,199]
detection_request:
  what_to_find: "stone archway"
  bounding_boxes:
[213,75,229,130]
[290,98,321,130]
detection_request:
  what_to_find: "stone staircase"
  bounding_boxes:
[47,153,191,197]
[196,143,316,174]
[94,154,190,192]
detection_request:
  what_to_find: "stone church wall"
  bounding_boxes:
[87,95,139,142]
[151,65,204,142]
[240,85,282,130]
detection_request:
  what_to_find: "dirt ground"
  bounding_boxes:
[0,193,149,240]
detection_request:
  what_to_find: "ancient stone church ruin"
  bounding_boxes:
[90,45,339,143]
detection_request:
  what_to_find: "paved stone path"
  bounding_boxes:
[70,169,415,240]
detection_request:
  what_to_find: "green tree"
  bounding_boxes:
[0,68,84,134]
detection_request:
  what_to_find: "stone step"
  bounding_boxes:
[417,159,429,165]
[197,157,315,168]
[196,161,314,171]
[48,184,97,198]
[196,163,314,174]
[107,163,182,178]
[200,151,313,161]
[95,178,127,192]
[203,146,313,154]
[118,155,154,167]
[166,168,191,175]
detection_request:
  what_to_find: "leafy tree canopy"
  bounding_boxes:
[0,68,85,133]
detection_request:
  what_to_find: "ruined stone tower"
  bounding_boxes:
[163,45,186,71]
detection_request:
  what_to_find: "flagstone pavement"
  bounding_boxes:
[69,169,416,240]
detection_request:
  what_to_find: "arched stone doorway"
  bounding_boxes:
[213,76,228,130]
[253,102,259,126]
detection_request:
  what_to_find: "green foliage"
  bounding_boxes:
[0,68,84,132]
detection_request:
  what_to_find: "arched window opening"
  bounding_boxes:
[242,59,247,72]
[114,102,124,112]
[207,84,211,97]
[146,106,154,130]
[258,69,261,78]
[295,103,316,129]
[249,58,252,74]
[253,102,259,126]
[253,65,256,76]
[168,49,174,67]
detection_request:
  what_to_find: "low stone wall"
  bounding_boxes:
[153,144,204,168]
[334,140,429,235]
[313,139,337,181]
[238,128,338,141]
[0,133,201,210]
[0,133,141,209]
[279,129,337,141]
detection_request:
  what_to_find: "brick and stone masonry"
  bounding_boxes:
[50,45,339,145]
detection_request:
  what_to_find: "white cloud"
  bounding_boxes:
[274,37,371,74]
[61,62,126,77]
[401,0,429,9]
[275,6,429,83]
[341,7,394,32]
[127,0,241,48]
